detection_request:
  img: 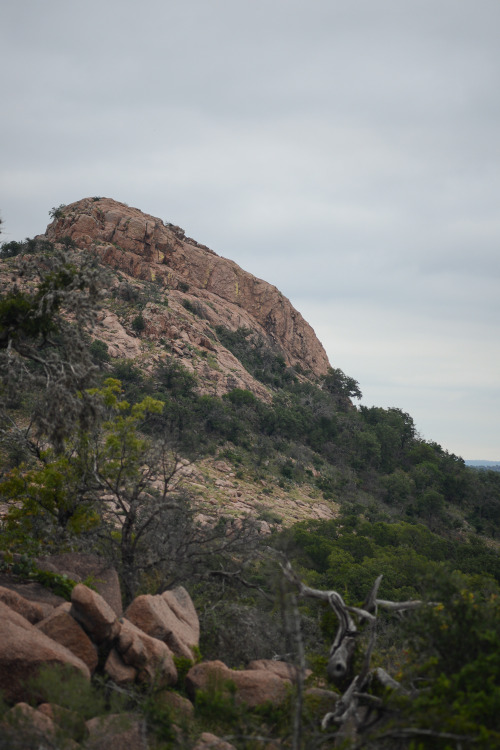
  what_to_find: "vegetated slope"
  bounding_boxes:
[2,197,500,539]
[2,202,500,748]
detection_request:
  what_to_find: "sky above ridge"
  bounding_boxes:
[1,0,499,460]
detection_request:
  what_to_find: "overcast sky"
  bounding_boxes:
[2,0,499,460]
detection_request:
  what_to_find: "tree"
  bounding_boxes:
[90,381,261,601]
[1,378,262,603]
[322,367,362,403]
[0,244,107,455]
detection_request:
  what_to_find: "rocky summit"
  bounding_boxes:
[44,197,330,399]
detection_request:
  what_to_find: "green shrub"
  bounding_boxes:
[49,204,67,219]
[90,338,110,364]
[28,664,125,718]
[194,675,239,725]
[173,655,193,691]
[131,313,146,333]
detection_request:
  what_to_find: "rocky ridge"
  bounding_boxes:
[44,197,330,399]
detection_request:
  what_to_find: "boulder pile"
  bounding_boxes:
[0,582,200,703]
[0,557,327,749]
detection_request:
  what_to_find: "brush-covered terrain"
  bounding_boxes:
[1,199,500,748]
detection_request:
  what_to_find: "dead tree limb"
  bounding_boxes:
[279,557,433,744]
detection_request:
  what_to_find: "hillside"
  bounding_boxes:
[1,200,500,748]
[2,197,500,537]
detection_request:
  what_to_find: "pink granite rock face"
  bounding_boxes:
[45,197,331,400]
[0,601,90,703]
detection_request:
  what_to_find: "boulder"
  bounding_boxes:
[0,601,90,704]
[0,578,65,613]
[124,586,199,661]
[162,586,200,642]
[116,618,178,687]
[4,702,56,742]
[185,660,291,708]
[36,602,99,673]
[226,668,291,709]
[36,552,122,615]
[85,713,147,750]
[0,585,45,623]
[152,689,195,719]
[104,647,138,686]
[38,702,88,742]
[70,583,120,644]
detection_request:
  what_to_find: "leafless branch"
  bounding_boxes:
[278,556,433,745]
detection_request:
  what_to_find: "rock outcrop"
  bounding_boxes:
[36,603,99,673]
[124,587,200,661]
[44,197,330,398]
[185,659,292,708]
[0,575,194,707]
[0,567,338,748]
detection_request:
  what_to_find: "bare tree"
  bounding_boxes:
[279,558,443,748]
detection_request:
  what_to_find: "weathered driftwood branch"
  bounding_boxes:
[279,558,432,743]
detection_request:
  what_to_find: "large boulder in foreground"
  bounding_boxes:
[70,583,120,644]
[185,660,291,708]
[36,602,99,673]
[0,601,90,703]
[125,586,199,661]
